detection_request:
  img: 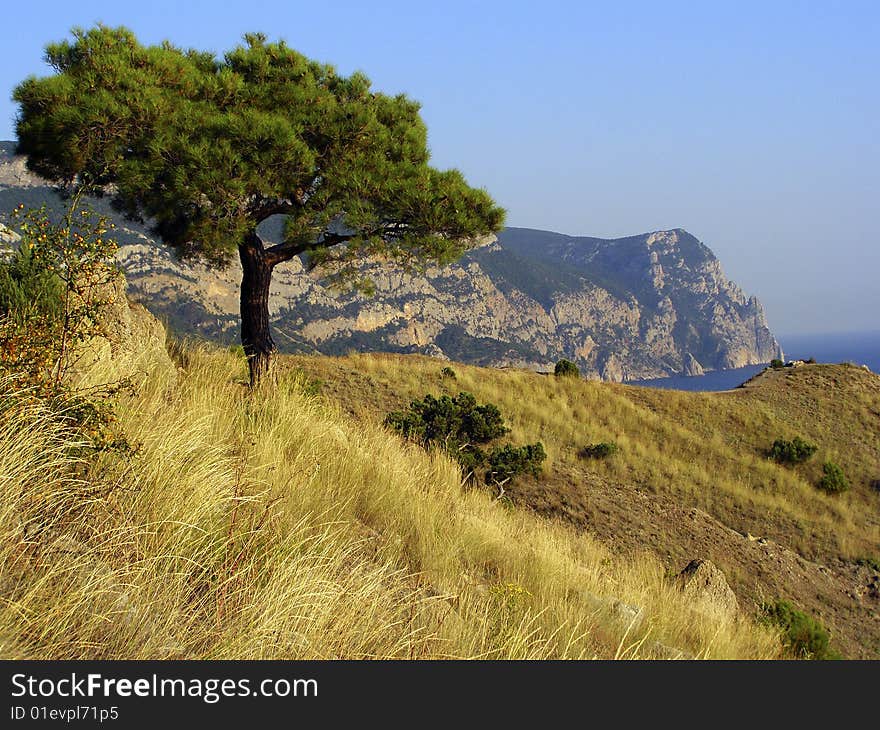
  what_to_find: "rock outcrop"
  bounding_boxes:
[0,222,20,244]
[675,559,740,620]
[1,143,782,380]
[74,275,175,386]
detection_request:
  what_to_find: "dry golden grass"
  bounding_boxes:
[293,354,880,563]
[0,342,782,659]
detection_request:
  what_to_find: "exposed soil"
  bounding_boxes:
[507,462,880,659]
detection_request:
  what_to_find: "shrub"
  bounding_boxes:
[488,582,533,635]
[554,359,580,378]
[580,442,618,459]
[386,392,543,486]
[768,437,817,465]
[0,203,132,454]
[1,203,121,391]
[817,461,849,494]
[385,392,508,446]
[440,366,457,379]
[0,234,65,326]
[485,442,546,484]
[385,392,509,477]
[770,358,785,369]
[760,600,840,659]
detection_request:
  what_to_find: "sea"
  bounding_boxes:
[626,330,880,392]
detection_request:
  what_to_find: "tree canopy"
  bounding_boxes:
[14,26,505,381]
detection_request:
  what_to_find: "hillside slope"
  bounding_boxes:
[0,331,782,659]
[0,143,781,380]
[285,355,880,658]
[5,267,876,659]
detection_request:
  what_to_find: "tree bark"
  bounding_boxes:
[239,232,276,386]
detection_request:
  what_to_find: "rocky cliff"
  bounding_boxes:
[0,142,781,380]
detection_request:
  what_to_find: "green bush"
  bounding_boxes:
[0,204,132,455]
[385,392,543,485]
[580,442,618,459]
[385,392,508,477]
[760,599,841,660]
[440,366,457,379]
[769,437,817,465]
[770,358,785,369]
[0,237,65,327]
[485,443,546,484]
[1,204,121,390]
[385,392,508,446]
[817,461,849,494]
[554,359,580,378]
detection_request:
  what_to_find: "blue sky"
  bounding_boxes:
[3,1,878,336]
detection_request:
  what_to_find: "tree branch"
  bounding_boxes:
[249,175,323,220]
[264,231,355,266]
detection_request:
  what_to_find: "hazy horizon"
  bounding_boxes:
[3,1,877,337]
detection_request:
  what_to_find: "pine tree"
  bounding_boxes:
[14,26,505,383]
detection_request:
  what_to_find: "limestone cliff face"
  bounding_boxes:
[483,227,783,378]
[0,144,782,380]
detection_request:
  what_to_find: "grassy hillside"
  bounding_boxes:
[285,354,880,658]
[0,338,785,660]
[2,215,876,661]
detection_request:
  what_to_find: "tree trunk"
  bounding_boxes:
[239,234,276,386]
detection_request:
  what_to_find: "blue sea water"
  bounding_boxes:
[780,330,880,374]
[626,364,766,392]
[627,330,880,392]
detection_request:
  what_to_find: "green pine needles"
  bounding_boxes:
[14,25,505,383]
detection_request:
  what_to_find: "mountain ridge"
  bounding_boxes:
[0,142,782,380]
